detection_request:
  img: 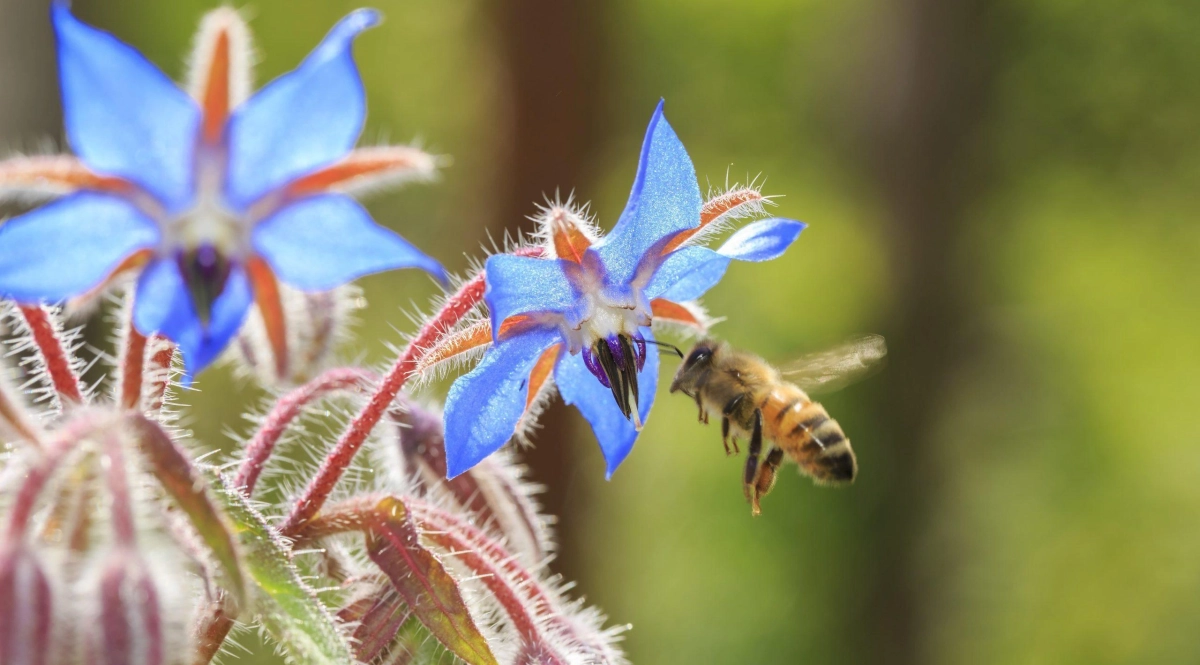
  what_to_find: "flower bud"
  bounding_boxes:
[0,543,55,665]
[94,554,165,665]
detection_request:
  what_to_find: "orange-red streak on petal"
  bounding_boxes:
[517,344,561,431]
[651,298,704,328]
[414,315,537,375]
[548,210,591,264]
[199,30,231,145]
[661,188,767,255]
[67,248,155,311]
[415,320,493,374]
[0,156,135,196]
[245,257,288,380]
[282,147,435,198]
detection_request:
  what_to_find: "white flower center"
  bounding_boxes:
[157,147,250,260]
[560,255,651,354]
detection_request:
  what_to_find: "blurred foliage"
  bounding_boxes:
[14,0,1200,662]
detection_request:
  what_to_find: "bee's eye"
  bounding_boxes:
[686,348,711,368]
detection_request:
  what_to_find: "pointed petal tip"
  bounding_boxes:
[328,8,382,47]
[50,1,74,26]
[717,217,807,263]
[346,7,383,30]
[444,460,467,480]
[603,449,631,480]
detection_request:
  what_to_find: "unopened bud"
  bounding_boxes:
[95,554,165,665]
[0,543,55,665]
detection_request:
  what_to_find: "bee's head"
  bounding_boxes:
[669,339,721,397]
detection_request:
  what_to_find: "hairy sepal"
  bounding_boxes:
[364,496,500,665]
[125,415,247,610]
[209,469,356,665]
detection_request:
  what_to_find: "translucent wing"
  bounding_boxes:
[780,334,887,394]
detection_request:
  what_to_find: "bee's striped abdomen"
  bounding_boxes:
[764,384,857,484]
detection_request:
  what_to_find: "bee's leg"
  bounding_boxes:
[743,408,764,514]
[751,447,785,515]
[721,416,738,456]
[693,393,708,424]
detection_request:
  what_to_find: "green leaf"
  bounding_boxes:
[365,496,499,665]
[211,470,356,665]
[126,415,247,608]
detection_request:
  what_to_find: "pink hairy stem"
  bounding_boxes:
[414,505,544,647]
[411,498,606,657]
[118,325,148,410]
[410,501,554,605]
[144,335,176,414]
[17,305,84,406]
[190,598,236,665]
[234,367,377,495]
[280,246,546,536]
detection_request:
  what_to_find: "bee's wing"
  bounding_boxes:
[780,334,887,395]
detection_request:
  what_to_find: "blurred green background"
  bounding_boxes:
[3,0,1200,663]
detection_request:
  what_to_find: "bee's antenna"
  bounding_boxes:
[646,339,684,358]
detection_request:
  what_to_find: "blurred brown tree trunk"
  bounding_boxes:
[487,0,608,584]
[0,0,59,180]
[857,0,1001,662]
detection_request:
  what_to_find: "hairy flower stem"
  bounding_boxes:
[281,247,545,536]
[144,335,176,414]
[410,500,591,650]
[234,367,377,495]
[117,325,148,411]
[190,597,236,665]
[17,304,84,406]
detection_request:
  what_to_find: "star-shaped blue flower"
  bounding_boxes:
[443,101,804,478]
[0,5,443,377]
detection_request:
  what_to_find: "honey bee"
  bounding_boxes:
[668,335,886,515]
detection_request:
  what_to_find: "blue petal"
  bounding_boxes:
[556,331,658,478]
[718,218,806,261]
[643,219,807,302]
[598,100,702,285]
[225,9,380,210]
[443,329,560,478]
[644,246,730,302]
[484,254,578,337]
[0,193,158,302]
[52,4,199,212]
[132,259,253,379]
[252,194,444,290]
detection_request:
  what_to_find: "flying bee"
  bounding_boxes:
[668,335,887,515]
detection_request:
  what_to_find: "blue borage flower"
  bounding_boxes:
[443,101,805,478]
[0,5,444,378]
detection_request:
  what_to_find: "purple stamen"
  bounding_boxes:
[584,333,643,421]
[582,347,610,388]
[177,243,233,329]
[605,337,624,366]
